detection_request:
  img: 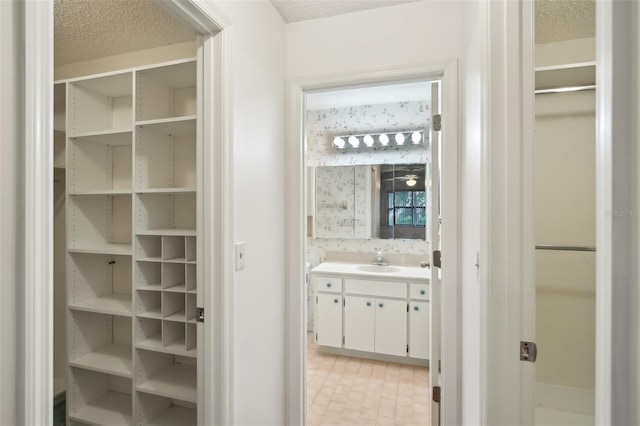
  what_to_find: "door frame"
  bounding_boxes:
[285,59,461,425]
[21,1,234,424]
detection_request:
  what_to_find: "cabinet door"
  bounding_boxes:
[374,298,407,357]
[409,301,429,359]
[316,293,343,348]
[344,296,375,352]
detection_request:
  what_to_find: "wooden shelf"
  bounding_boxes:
[138,311,163,320]
[136,116,196,137]
[164,310,186,322]
[137,256,162,263]
[70,343,132,378]
[137,284,162,292]
[69,294,132,317]
[68,243,132,256]
[137,336,196,358]
[68,129,133,145]
[136,187,196,194]
[147,405,196,426]
[137,363,197,403]
[69,189,132,196]
[68,390,132,426]
[163,283,186,293]
[137,229,196,236]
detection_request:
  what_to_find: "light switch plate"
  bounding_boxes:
[235,242,245,271]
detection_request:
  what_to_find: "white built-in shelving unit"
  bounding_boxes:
[61,58,200,425]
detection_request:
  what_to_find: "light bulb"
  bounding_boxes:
[348,136,359,147]
[411,131,422,144]
[395,132,405,145]
[333,137,345,148]
[379,133,389,146]
[405,175,417,187]
[363,134,374,146]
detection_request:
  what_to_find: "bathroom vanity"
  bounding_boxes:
[311,262,429,365]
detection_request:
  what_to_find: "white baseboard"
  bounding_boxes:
[536,382,595,415]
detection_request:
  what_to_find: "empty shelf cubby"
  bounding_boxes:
[135,61,196,122]
[137,235,162,261]
[68,310,132,378]
[135,118,196,191]
[135,193,196,236]
[68,194,132,255]
[185,237,196,262]
[163,236,186,262]
[136,392,196,426]
[186,264,197,293]
[67,368,132,426]
[68,253,132,317]
[136,261,162,291]
[136,349,197,403]
[67,131,132,194]
[162,293,185,322]
[137,291,162,319]
[163,263,186,292]
[68,72,133,136]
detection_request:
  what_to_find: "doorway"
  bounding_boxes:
[20,1,233,424]
[285,59,460,425]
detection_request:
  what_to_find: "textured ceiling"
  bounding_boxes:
[535,0,595,44]
[54,0,196,66]
[271,0,420,23]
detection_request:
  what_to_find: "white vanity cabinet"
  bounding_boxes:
[311,263,429,363]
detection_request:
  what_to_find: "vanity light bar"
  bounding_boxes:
[333,130,426,150]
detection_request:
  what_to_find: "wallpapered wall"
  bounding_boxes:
[307,100,432,269]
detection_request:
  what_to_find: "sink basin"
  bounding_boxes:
[356,265,402,274]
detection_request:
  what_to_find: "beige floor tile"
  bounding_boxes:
[306,332,429,426]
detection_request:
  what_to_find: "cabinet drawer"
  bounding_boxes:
[316,276,342,293]
[410,283,429,300]
[345,279,407,298]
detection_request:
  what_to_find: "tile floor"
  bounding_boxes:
[306,333,431,426]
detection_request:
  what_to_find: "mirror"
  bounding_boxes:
[313,163,426,240]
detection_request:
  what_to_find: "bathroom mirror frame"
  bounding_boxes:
[312,162,428,241]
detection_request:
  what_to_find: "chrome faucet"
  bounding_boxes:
[375,251,387,266]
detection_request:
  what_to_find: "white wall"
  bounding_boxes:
[0,1,20,423]
[286,1,461,78]
[459,0,486,423]
[212,2,287,425]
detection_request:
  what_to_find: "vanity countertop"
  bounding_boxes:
[310,262,429,282]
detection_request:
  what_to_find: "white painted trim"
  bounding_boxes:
[25,1,235,425]
[536,383,595,416]
[23,1,54,424]
[595,1,639,424]
[482,0,535,424]
[286,60,461,425]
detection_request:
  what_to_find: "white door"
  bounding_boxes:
[374,298,407,357]
[409,300,430,360]
[344,296,375,352]
[316,293,342,348]
[428,81,443,425]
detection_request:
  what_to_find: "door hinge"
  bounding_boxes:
[316,296,318,303]
[407,303,409,312]
[343,336,345,344]
[520,341,537,362]
[406,344,409,353]
[196,307,205,323]
[315,333,318,341]
[432,386,441,403]
[433,250,442,269]
[433,114,442,131]
[343,299,345,306]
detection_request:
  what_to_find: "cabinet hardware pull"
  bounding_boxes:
[366,301,371,307]
[378,303,384,308]
[414,306,419,311]
[420,289,425,295]
[334,298,339,303]
[327,283,332,287]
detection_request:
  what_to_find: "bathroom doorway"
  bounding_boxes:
[304,81,435,425]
